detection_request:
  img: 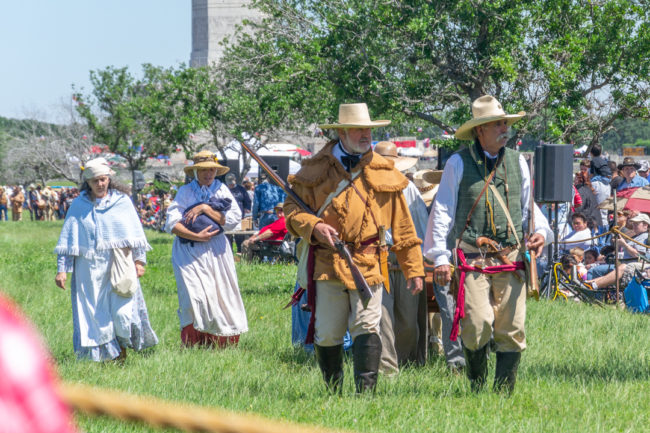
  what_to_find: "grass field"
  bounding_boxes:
[1,221,649,433]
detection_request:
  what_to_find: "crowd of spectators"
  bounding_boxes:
[551,144,650,294]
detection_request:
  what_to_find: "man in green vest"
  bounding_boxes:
[426,95,551,394]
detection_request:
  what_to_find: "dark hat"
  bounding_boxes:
[618,157,641,171]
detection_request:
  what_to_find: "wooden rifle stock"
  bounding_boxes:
[239,140,373,308]
[527,155,540,299]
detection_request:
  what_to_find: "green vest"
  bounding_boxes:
[447,145,524,250]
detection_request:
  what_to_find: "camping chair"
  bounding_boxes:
[248,233,296,264]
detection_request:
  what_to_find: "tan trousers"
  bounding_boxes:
[459,242,527,353]
[314,279,383,347]
[379,269,428,374]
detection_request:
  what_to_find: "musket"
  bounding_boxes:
[240,140,374,308]
[527,154,540,300]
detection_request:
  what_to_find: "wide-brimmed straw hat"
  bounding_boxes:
[319,103,390,129]
[82,157,115,181]
[618,157,641,171]
[454,95,525,141]
[183,150,230,176]
[413,169,443,206]
[374,141,418,172]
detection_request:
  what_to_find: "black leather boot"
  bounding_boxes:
[493,351,521,394]
[463,343,489,393]
[314,344,344,393]
[352,333,382,394]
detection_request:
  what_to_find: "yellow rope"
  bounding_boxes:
[611,227,650,250]
[557,228,613,244]
[58,383,340,433]
[552,263,568,301]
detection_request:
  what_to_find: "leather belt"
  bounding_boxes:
[463,246,515,260]
[346,243,387,255]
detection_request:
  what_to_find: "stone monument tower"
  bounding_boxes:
[190,0,261,67]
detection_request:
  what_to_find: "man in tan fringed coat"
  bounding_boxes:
[10,187,25,221]
[285,103,424,393]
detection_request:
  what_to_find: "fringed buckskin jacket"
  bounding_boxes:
[285,140,425,290]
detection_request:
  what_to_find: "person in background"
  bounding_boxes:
[560,212,595,253]
[165,151,248,348]
[0,187,8,221]
[252,172,286,230]
[54,157,158,361]
[243,180,255,212]
[585,213,650,290]
[588,147,612,239]
[637,160,649,179]
[589,144,610,178]
[240,202,287,260]
[225,173,251,216]
[28,185,42,221]
[10,186,25,221]
[616,157,649,191]
[573,171,602,228]
[373,141,429,376]
[225,172,252,252]
[421,169,467,372]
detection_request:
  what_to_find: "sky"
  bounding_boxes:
[0,0,191,122]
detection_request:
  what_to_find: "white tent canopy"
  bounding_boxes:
[398,147,423,157]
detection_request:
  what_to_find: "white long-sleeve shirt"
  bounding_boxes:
[423,152,553,267]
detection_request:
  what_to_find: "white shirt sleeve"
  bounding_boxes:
[403,181,429,242]
[519,155,553,245]
[423,154,464,267]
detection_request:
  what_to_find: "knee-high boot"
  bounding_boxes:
[493,351,521,394]
[352,333,382,393]
[314,344,344,393]
[463,343,489,392]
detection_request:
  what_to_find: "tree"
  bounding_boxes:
[225,0,650,151]
[0,113,92,185]
[74,66,175,200]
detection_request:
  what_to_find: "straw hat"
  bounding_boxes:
[454,95,525,141]
[319,103,390,129]
[374,141,418,172]
[413,169,443,206]
[183,150,230,176]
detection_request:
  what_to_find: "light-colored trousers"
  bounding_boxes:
[379,269,427,374]
[314,280,383,347]
[459,242,527,353]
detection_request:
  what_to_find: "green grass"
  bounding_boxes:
[1,221,649,432]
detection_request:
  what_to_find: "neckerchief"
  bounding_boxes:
[336,141,362,172]
[190,178,222,203]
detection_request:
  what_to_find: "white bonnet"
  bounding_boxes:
[82,157,115,181]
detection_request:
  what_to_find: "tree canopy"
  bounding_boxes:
[221,0,650,148]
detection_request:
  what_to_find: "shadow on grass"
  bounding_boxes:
[532,357,650,383]
[239,284,290,296]
[277,345,316,368]
[148,237,173,245]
